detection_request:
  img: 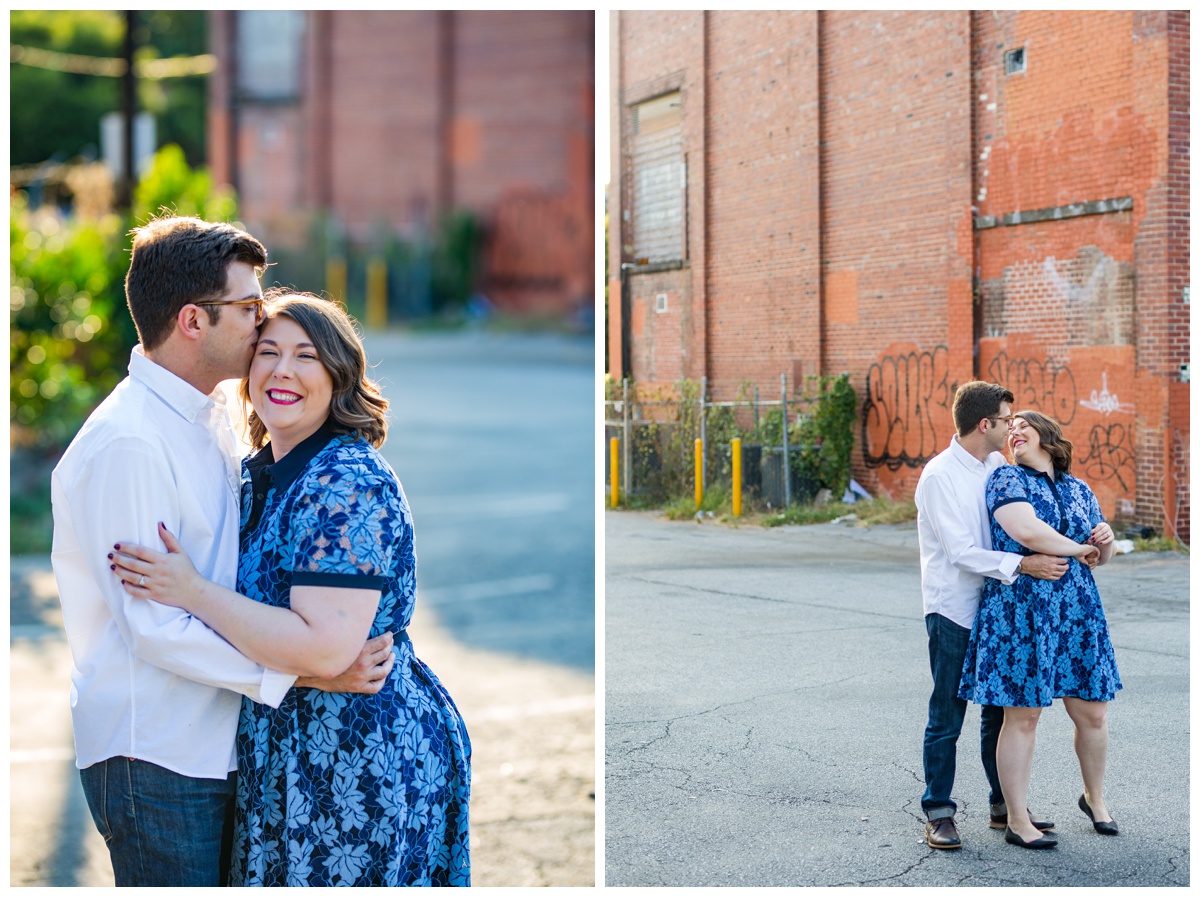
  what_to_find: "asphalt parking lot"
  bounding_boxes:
[604,510,1189,887]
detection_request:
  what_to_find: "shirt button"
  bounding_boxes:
[256,493,264,501]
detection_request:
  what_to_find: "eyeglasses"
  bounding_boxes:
[988,415,1016,428]
[196,297,265,324]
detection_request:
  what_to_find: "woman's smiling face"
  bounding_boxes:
[249,315,333,455]
[1008,416,1042,462]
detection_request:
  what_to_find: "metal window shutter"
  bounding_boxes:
[631,94,684,263]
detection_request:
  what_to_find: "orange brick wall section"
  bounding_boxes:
[972,10,1187,535]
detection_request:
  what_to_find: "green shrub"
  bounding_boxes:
[10,193,134,448]
[133,143,238,226]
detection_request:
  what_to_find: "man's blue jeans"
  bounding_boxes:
[922,613,1004,820]
[79,756,236,886]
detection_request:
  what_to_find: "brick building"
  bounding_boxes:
[608,10,1188,538]
[208,10,594,316]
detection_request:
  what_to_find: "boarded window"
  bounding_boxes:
[630,92,685,264]
[236,11,306,102]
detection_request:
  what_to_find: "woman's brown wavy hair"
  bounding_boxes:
[1013,409,1073,475]
[241,291,388,451]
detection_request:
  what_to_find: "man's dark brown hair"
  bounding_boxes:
[125,216,267,351]
[952,381,1015,437]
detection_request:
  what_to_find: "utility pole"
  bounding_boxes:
[119,10,136,210]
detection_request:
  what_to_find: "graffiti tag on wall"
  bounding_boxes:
[863,346,1138,495]
[1078,423,1136,492]
[1079,372,1135,416]
[862,346,953,470]
[984,352,1078,424]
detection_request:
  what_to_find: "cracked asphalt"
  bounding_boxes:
[604,509,1189,887]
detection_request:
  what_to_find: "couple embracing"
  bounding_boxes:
[916,380,1121,851]
[52,216,470,886]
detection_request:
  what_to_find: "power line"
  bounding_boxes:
[10,43,216,79]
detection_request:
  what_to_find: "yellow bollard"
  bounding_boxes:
[366,256,388,329]
[694,438,703,507]
[610,437,620,508]
[732,437,742,517]
[326,255,347,307]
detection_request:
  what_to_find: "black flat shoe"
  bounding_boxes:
[1078,794,1119,835]
[1005,826,1058,849]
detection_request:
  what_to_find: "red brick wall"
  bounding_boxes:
[210,11,593,315]
[611,10,1188,534]
[704,11,821,396]
[824,11,974,499]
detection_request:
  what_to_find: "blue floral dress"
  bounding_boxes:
[229,421,471,886]
[958,464,1122,708]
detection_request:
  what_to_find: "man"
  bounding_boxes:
[51,217,393,886]
[914,380,1067,849]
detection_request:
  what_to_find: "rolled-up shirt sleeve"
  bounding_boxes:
[63,438,294,707]
[920,468,1023,585]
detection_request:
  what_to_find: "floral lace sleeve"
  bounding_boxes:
[290,461,401,591]
[986,465,1030,513]
[1079,476,1105,528]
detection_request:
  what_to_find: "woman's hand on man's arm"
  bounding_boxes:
[994,501,1099,563]
[1087,521,1116,568]
[299,631,395,694]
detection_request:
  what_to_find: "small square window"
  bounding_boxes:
[655,293,668,313]
[1005,47,1026,76]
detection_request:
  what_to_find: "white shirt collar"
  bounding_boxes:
[128,345,216,425]
[948,433,989,471]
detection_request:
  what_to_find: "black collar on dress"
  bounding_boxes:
[247,416,347,494]
[244,418,350,533]
[1017,462,1057,482]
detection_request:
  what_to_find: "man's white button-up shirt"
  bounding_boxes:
[51,347,295,780]
[914,435,1022,630]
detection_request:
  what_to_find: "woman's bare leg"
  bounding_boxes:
[996,706,1043,841]
[1063,696,1111,822]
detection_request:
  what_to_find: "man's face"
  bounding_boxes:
[200,261,263,382]
[986,400,1013,453]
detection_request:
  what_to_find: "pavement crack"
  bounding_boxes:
[627,574,914,623]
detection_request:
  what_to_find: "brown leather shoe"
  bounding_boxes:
[989,803,1055,831]
[925,816,962,849]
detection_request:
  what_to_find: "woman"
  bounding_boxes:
[958,410,1121,850]
[109,293,471,885]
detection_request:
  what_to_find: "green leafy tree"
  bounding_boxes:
[10,11,123,165]
[793,373,858,499]
[133,143,237,225]
[10,10,209,167]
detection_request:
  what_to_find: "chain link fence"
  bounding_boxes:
[603,375,846,508]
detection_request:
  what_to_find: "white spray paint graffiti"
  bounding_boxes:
[1079,372,1135,416]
